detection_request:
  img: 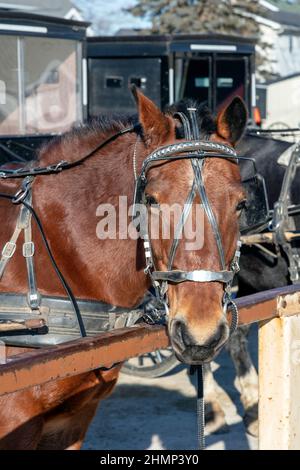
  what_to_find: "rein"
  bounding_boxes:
[0,125,138,179]
[0,192,88,337]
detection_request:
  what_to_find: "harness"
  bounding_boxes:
[0,114,249,451]
[245,129,300,283]
[0,115,244,341]
[0,125,138,339]
[0,176,41,310]
[272,143,300,282]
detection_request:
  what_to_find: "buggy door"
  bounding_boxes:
[175,54,250,114]
[88,57,163,117]
[215,56,249,111]
[175,56,212,109]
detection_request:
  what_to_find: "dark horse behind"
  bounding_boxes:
[237,133,300,292]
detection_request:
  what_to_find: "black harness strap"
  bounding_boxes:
[167,182,196,271]
[0,192,87,337]
[0,125,138,179]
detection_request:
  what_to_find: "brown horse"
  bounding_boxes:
[0,89,247,449]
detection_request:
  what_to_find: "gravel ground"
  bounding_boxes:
[83,327,258,451]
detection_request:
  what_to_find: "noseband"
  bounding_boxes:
[134,108,241,330]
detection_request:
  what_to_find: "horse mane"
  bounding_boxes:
[37,114,137,166]
[38,100,216,166]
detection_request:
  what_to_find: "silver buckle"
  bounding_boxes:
[23,241,35,258]
[2,242,16,258]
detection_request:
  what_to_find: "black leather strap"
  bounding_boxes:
[0,125,138,179]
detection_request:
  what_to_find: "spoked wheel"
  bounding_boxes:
[121,347,179,378]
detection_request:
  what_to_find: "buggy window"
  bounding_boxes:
[175,58,211,107]
[23,37,81,135]
[0,36,20,135]
[216,58,246,111]
[0,35,82,137]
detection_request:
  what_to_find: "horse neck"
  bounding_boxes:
[33,131,149,307]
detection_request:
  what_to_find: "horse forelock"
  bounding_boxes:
[165,99,216,140]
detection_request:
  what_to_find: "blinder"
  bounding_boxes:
[240,172,269,233]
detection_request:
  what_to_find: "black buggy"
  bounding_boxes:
[0,11,87,165]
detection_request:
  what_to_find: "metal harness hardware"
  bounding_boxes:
[271,144,300,283]
[0,125,138,338]
[0,176,41,310]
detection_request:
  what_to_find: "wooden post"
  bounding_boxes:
[259,294,300,449]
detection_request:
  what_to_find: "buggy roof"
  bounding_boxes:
[0,10,89,39]
[88,33,256,57]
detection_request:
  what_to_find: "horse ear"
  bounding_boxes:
[131,85,173,147]
[216,97,248,145]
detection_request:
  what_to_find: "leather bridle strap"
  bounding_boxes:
[134,111,241,331]
[148,110,232,286]
[188,109,226,269]
[167,181,196,270]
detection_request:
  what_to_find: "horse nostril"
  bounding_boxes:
[205,323,226,349]
[172,320,194,347]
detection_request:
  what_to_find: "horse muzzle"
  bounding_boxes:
[169,317,230,364]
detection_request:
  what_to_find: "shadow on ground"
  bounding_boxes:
[83,325,258,450]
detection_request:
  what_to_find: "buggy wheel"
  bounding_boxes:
[121,348,179,378]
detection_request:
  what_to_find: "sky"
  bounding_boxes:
[73,0,150,35]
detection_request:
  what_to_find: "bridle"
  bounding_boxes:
[133,108,243,450]
[0,125,139,338]
[133,108,240,332]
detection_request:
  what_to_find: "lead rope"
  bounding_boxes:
[196,365,205,450]
[192,303,239,450]
[168,110,239,450]
[132,111,241,450]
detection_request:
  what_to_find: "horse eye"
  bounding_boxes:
[145,194,159,207]
[236,200,247,212]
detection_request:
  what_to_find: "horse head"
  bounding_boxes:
[133,88,248,363]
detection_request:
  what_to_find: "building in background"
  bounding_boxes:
[254,1,300,128]
[0,0,84,21]
[0,1,298,129]
[256,0,300,79]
